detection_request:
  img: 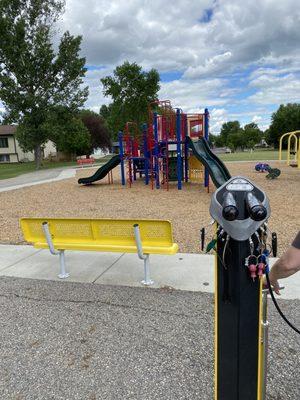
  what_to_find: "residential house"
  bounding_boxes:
[0,125,56,163]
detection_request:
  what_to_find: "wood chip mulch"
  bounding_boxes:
[0,161,299,256]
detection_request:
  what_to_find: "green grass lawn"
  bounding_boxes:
[0,155,112,180]
[219,149,285,162]
[0,151,285,180]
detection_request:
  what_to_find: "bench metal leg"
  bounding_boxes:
[133,224,154,286]
[42,222,70,279]
[58,251,70,279]
[141,254,154,286]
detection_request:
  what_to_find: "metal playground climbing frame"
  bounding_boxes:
[118,100,210,191]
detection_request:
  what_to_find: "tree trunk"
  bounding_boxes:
[34,145,42,169]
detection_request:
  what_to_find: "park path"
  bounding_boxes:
[0,167,76,192]
[0,244,300,300]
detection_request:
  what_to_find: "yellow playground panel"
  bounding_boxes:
[189,155,204,183]
[20,218,178,255]
[279,130,300,168]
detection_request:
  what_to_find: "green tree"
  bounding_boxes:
[227,131,246,152]
[100,61,160,138]
[263,128,271,145]
[219,121,241,146]
[208,133,217,147]
[269,103,300,147]
[209,133,224,147]
[0,0,88,168]
[99,104,111,120]
[80,110,111,155]
[54,119,89,156]
[243,122,262,149]
[99,104,114,137]
[37,106,90,156]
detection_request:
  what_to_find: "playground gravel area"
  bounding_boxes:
[0,276,299,400]
[0,161,299,256]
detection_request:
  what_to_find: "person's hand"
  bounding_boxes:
[263,275,281,295]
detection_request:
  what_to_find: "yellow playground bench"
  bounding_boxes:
[20,218,178,285]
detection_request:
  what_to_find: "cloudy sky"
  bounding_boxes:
[4,0,300,134]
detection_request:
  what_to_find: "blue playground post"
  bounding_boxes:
[118,131,126,186]
[184,113,189,183]
[153,112,160,189]
[142,123,149,185]
[176,108,182,190]
[204,108,209,188]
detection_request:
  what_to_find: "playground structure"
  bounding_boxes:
[118,100,211,191]
[279,130,300,168]
[78,99,232,190]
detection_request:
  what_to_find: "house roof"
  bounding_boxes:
[0,125,18,135]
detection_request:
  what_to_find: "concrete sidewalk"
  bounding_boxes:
[0,162,107,193]
[0,244,299,299]
[0,168,76,192]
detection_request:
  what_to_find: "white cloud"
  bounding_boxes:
[250,115,271,131]
[52,0,300,128]
[252,115,262,123]
[208,0,300,65]
[249,64,300,80]
[209,108,228,134]
[184,52,232,79]
[208,110,272,134]
[61,0,214,70]
[249,73,300,105]
[2,0,299,131]
[82,68,114,110]
[158,78,230,112]
[61,0,300,75]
